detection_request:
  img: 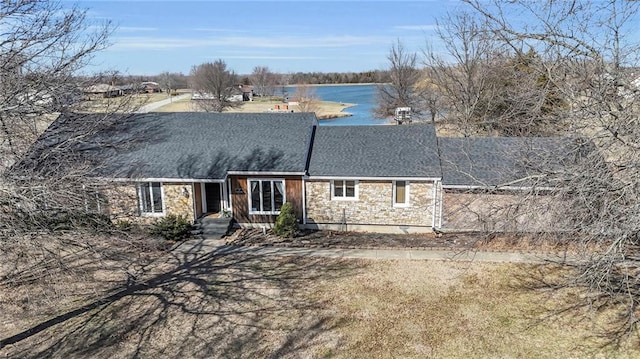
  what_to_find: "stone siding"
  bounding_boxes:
[442,191,557,232]
[305,180,434,226]
[163,183,194,220]
[106,182,194,224]
[105,184,138,220]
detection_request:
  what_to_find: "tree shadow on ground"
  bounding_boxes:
[0,240,360,358]
[509,260,640,352]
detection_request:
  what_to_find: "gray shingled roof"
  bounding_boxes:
[308,124,441,178]
[21,112,317,180]
[438,137,580,187]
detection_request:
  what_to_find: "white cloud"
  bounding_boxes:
[394,25,437,31]
[221,55,326,60]
[191,27,250,33]
[118,26,158,32]
[110,34,388,50]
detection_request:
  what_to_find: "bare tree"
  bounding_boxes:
[459,0,640,343]
[414,68,442,123]
[0,1,164,327]
[0,0,167,258]
[291,84,320,113]
[159,71,173,95]
[189,59,238,112]
[374,39,422,119]
[0,0,113,167]
[250,66,277,97]
[422,11,568,136]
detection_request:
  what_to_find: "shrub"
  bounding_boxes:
[150,214,193,241]
[114,219,135,232]
[273,202,298,238]
[24,210,112,232]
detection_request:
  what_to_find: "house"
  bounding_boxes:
[16,111,584,234]
[239,85,254,101]
[117,83,145,95]
[83,84,122,98]
[140,81,162,93]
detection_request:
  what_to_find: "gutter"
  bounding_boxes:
[226,171,306,176]
[306,176,442,181]
[443,184,555,191]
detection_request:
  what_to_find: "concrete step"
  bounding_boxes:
[195,217,232,239]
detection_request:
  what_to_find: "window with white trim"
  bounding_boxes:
[249,179,285,214]
[138,182,164,215]
[393,180,410,207]
[331,180,358,200]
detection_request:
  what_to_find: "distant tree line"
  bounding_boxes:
[105,69,391,92]
[286,70,390,85]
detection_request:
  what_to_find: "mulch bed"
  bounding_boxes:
[227,228,571,253]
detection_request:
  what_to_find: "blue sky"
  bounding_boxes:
[72,1,462,75]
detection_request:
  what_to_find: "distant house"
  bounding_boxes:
[239,85,254,101]
[140,81,162,93]
[83,84,122,98]
[17,112,585,234]
[117,83,145,95]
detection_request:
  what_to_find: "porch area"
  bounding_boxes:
[192,181,231,219]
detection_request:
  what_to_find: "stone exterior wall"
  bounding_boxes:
[305,180,434,227]
[105,182,195,224]
[442,191,556,232]
[163,183,194,220]
[104,184,138,221]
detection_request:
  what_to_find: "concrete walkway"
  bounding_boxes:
[174,237,557,264]
[137,93,190,113]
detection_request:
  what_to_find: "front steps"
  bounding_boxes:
[193,216,232,238]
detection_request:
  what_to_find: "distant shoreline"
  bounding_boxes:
[287,83,384,87]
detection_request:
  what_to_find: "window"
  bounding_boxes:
[393,181,410,207]
[139,182,164,215]
[83,186,106,213]
[249,179,285,214]
[332,180,358,200]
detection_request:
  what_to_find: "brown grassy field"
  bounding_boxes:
[1,234,638,358]
[154,95,355,119]
[77,92,172,113]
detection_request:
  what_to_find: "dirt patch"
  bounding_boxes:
[228,229,580,254]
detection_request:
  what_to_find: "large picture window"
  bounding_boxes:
[139,182,164,215]
[249,179,285,214]
[331,180,358,200]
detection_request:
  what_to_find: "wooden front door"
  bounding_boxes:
[204,183,221,214]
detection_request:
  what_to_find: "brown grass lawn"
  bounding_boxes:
[1,235,638,358]
[154,96,355,119]
[78,92,172,113]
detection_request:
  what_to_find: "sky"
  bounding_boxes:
[70,1,463,76]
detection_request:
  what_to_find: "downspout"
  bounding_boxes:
[438,181,443,228]
[433,130,445,233]
[301,120,317,228]
[302,176,307,225]
[191,183,197,222]
[227,178,232,213]
[431,181,437,229]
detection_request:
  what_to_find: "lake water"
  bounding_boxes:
[285,84,387,126]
